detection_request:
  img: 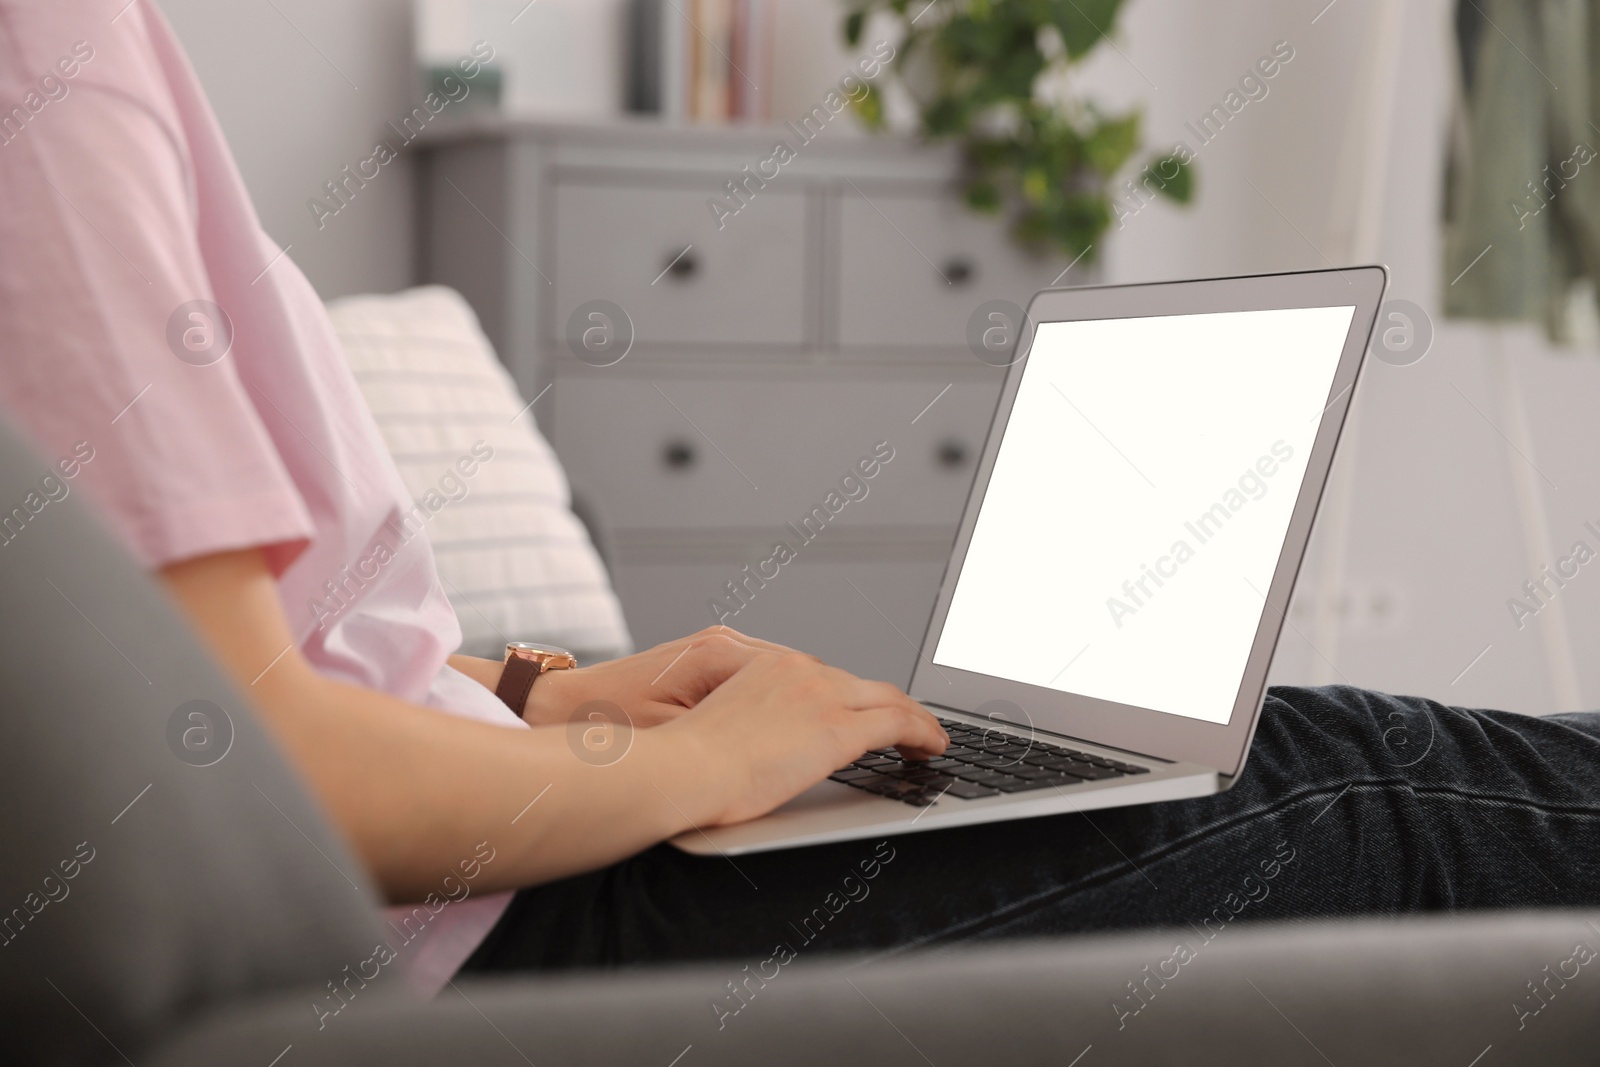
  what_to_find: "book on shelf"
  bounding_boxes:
[629,0,773,123]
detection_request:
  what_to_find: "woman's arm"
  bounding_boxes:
[445,623,798,728]
[161,548,946,901]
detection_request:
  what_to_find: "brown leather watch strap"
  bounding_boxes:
[495,655,542,719]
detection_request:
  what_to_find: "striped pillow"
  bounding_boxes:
[326,286,631,663]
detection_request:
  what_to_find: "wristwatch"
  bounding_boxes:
[494,642,577,719]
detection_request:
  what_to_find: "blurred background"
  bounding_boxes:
[156,0,1600,717]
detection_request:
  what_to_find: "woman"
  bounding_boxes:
[2,0,1597,997]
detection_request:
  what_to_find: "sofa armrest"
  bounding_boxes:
[151,911,1600,1066]
[0,419,391,1067]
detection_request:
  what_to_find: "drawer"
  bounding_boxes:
[549,374,1002,532]
[836,189,1068,350]
[551,181,808,349]
[612,555,949,684]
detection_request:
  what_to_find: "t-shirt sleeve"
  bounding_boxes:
[0,16,313,573]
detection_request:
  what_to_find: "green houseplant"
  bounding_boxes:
[842,0,1192,263]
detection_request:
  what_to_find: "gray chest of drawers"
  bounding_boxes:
[417,118,1069,682]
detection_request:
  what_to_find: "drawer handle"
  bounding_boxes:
[936,440,970,469]
[661,247,699,282]
[662,439,698,470]
[942,257,975,286]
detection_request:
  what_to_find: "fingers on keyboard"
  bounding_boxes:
[829,719,1146,807]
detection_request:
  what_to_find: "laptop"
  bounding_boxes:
[673,266,1388,855]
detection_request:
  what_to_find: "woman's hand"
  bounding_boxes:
[654,651,949,828]
[518,626,794,728]
[463,627,949,836]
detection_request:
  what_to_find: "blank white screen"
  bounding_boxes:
[932,306,1355,725]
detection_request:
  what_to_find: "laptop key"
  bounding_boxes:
[966,771,1016,786]
[992,775,1069,793]
[1058,763,1123,781]
[908,771,955,787]
[830,768,883,783]
[860,777,917,795]
[889,766,951,784]
[943,779,1001,800]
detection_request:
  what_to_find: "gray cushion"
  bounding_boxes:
[150,911,1600,1065]
[0,418,392,1065]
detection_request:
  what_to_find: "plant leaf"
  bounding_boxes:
[844,9,866,47]
[851,83,887,130]
[1082,112,1141,174]
[966,178,1002,212]
[1021,166,1051,205]
[1146,154,1194,202]
[1050,0,1124,60]
[923,94,969,136]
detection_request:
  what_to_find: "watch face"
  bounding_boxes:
[508,642,571,656]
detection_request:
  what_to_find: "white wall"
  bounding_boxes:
[157,0,418,299]
[157,0,633,297]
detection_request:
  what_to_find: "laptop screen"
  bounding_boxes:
[932,305,1356,726]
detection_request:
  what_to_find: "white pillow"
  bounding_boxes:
[326,286,632,663]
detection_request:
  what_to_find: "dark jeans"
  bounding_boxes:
[461,685,1600,973]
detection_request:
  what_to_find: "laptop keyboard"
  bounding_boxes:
[828,716,1150,807]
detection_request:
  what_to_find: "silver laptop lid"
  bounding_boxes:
[909,267,1387,777]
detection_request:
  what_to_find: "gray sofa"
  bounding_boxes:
[2,415,1596,1066]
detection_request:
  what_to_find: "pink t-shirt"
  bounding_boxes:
[0,1,517,992]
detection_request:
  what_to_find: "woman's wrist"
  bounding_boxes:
[626,723,728,833]
[447,652,580,725]
[521,664,577,725]
[446,653,502,693]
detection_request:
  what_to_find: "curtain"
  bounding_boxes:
[1444,0,1600,341]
